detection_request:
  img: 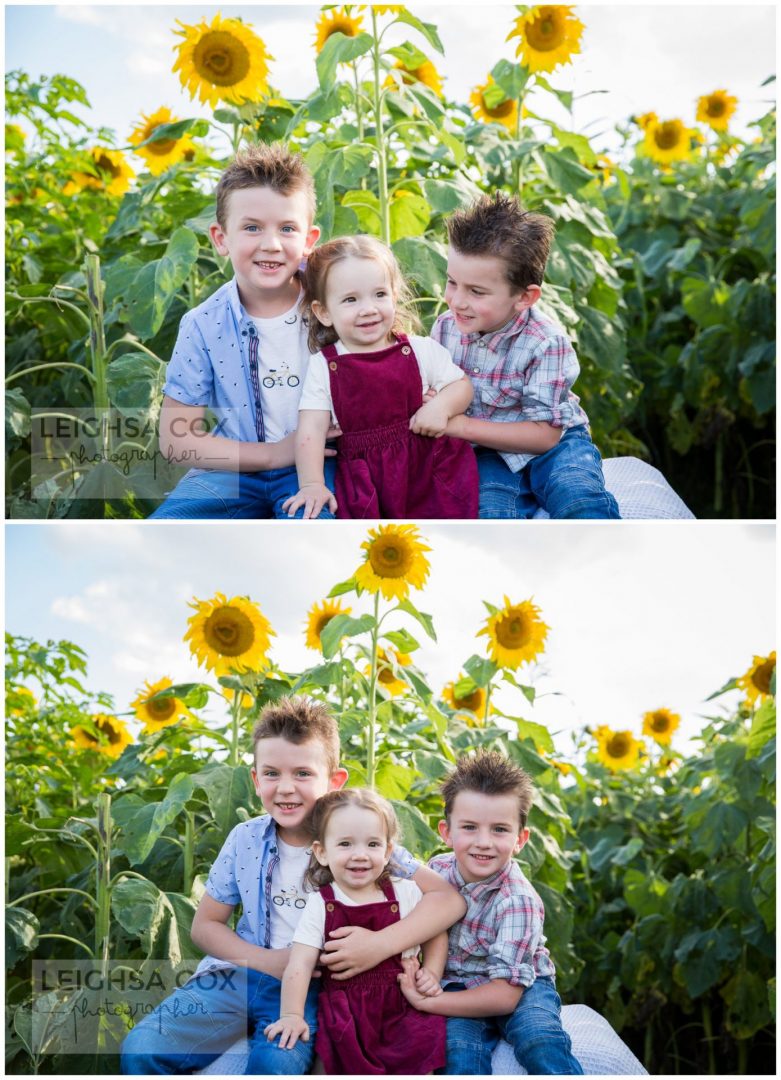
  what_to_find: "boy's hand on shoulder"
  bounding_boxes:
[264,1015,310,1050]
[282,482,337,519]
[319,925,377,979]
[409,399,450,438]
[415,965,443,997]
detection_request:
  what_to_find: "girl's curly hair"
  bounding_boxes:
[304,787,400,891]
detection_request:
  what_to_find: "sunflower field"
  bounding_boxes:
[4,5,776,519]
[5,523,776,1074]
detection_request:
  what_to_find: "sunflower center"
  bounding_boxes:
[97,718,122,746]
[94,154,122,179]
[607,733,631,758]
[204,606,256,656]
[377,664,396,685]
[147,696,177,720]
[525,10,566,52]
[495,610,531,650]
[654,122,682,150]
[194,31,251,87]
[483,93,515,120]
[650,712,670,732]
[369,540,409,578]
[315,614,334,637]
[707,97,726,118]
[326,17,358,41]
[144,125,178,156]
[752,658,775,694]
[456,688,483,712]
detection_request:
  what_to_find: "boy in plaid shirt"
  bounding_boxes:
[398,751,583,1075]
[433,193,620,519]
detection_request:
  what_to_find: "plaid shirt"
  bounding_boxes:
[432,307,590,472]
[428,852,556,989]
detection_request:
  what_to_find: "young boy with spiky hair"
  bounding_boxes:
[152,142,339,518]
[121,696,464,1074]
[434,192,620,519]
[398,749,583,1075]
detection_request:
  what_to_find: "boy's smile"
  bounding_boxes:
[209,186,319,318]
[438,790,529,884]
[252,736,346,845]
[445,249,539,336]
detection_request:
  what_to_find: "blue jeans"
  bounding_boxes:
[120,968,318,1074]
[476,427,620,519]
[149,459,337,520]
[444,976,583,1075]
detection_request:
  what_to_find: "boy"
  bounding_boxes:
[434,192,620,519]
[120,697,464,1074]
[398,750,583,1075]
[151,143,338,519]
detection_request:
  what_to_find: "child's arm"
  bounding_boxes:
[190,894,290,980]
[415,930,449,996]
[399,963,523,1017]
[159,397,299,472]
[443,412,561,455]
[264,943,320,1049]
[281,409,338,519]
[320,865,466,979]
[409,376,473,438]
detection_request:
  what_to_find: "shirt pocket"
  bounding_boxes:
[479,384,523,412]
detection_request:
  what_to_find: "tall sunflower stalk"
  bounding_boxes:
[369,6,391,245]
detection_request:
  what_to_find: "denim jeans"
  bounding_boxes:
[149,459,337,520]
[443,976,583,1075]
[476,427,621,519]
[120,967,319,1074]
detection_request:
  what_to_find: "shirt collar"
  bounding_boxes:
[459,308,531,352]
[451,855,514,898]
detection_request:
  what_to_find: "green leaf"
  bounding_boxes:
[423,176,481,214]
[386,42,430,70]
[533,74,573,112]
[549,124,597,165]
[5,387,31,438]
[293,662,342,691]
[164,892,202,962]
[680,276,730,329]
[463,654,498,689]
[383,628,420,655]
[623,868,669,917]
[131,118,208,149]
[721,968,773,1039]
[390,798,440,857]
[490,58,529,101]
[691,803,748,856]
[539,148,595,195]
[113,773,194,864]
[389,192,430,242]
[126,227,199,340]
[328,577,359,598]
[705,676,739,700]
[375,760,416,800]
[747,700,776,759]
[510,716,554,753]
[320,613,376,659]
[5,907,39,968]
[393,236,447,300]
[501,670,536,704]
[111,876,167,953]
[395,598,437,641]
[394,11,444,54]
[106,352,165,412]
[190,764,256,838]
[316,31,374,90]
[341,189,382,235]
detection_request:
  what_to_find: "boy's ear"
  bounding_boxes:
[209,221,230,257]
[514,827,531,854]
[250,766,261,798]
[311,300,333,327]
[329,767,349,791]
[513,284,541,313]
[437,819,451,845]
[303,224,320,256]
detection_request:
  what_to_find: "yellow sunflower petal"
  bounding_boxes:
[7,685,37,716]
[129,106,195,176]
[67,147,135,197]
[173,13,272,108]
[368,647,411,697]
[354,524,431,601]
[304,598,352,652]
[642,118,696,166]
[469,76,518,131]
[736,651,776,705]
[184,592,275,676]
[507,5,584,74]
[595,727,641,772]
[477,596,548,670]
[222,686,255,710]
[442,675,491,724]
[314,7,365,54]
[696,89,738,132]
[386,58,444,97]
[72,714,133,758]
[634,111,658,131]
[131,677,192,734]
[641,707,681,747]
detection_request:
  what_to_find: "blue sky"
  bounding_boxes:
[5,4,776,157]
[5,521,775,758]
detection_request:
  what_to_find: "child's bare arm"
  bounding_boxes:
[159,396,297,472]
[399,963,523,1017]
[444,412,561,454]
[416,930,449,996]
[282,409,337,518]
[410,376,473,437]
[190,893,290,979]
[320,866,465,979]
[264,943,320,1049]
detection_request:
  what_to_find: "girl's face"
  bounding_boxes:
[311,256,397,353]
[312,804,391,893]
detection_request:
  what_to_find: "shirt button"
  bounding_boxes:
[473,368,480,374]
[479,341,486,347]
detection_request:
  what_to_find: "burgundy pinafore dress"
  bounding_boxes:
[322,335,479,519]
[314,880,446,1075]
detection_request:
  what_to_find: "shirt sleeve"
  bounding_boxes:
[388,844,422,879]
[163,310,215,407]
[298,351,335,418]
[520,332,581,428]
[390,878,425,959]
[430,313,448,346]
[204,825,242,906]
[291,892,326,949]
[411,336,465,392]
[486,893,546,988]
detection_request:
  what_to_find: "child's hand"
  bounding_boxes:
[320,926,379,979]
[415,965,443,997]
[409,399,450,438]
[398,958,433,1012]
[282,483,338,520]
[264,1014,310,1050]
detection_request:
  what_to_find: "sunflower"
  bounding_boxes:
[65,147,135,196]
[642,118,695,166]
[372,5,404,13]
[442,675,491,724]
[184,592,274,676]
[469,76,518,131]
[478,596,548,670]
[222,686,255,710]
[641,707,681,747]
[7,685,36,716]
[314,7,365,54]
[354,524,431,601]
[131,677,192,734]
[305,598,352,652]
[634,111,657,131]
[129,107,195,176]
[387,58,444,97]
[550,758,572,776]
[370,648,412,696]
[591,153,615,182]
[173,14,272,107]
[72,714,133,759]
[507,5,584,74]
[737,652,776,705]
[595,728,641,772]
[696,89,738,132]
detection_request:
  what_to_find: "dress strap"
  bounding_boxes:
[394,332,409,347]
[321,343,339,360]
[380,877,396,902]
[320,883,335,901]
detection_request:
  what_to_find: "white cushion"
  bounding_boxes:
[198,1003,647,1075]
[532,456,695,519]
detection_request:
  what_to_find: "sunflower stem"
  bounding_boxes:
[370,8,391,245]
[94,792,112,979]
[367,592,380,789]
[352,62,366,169]
[183,810,195,896]
[228,691,242,768]
[701,1001,716,1074]
[514,87,524,197]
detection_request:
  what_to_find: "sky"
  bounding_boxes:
[4,3,777,158]
[5,521,775,761]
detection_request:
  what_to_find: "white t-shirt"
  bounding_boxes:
[293,877,423,959]
[251,296,311,443]
[298,335,466,426]
[268,837,314,949]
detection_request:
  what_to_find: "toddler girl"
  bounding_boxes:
[264,787,446,1074]
[282,234,479,519]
